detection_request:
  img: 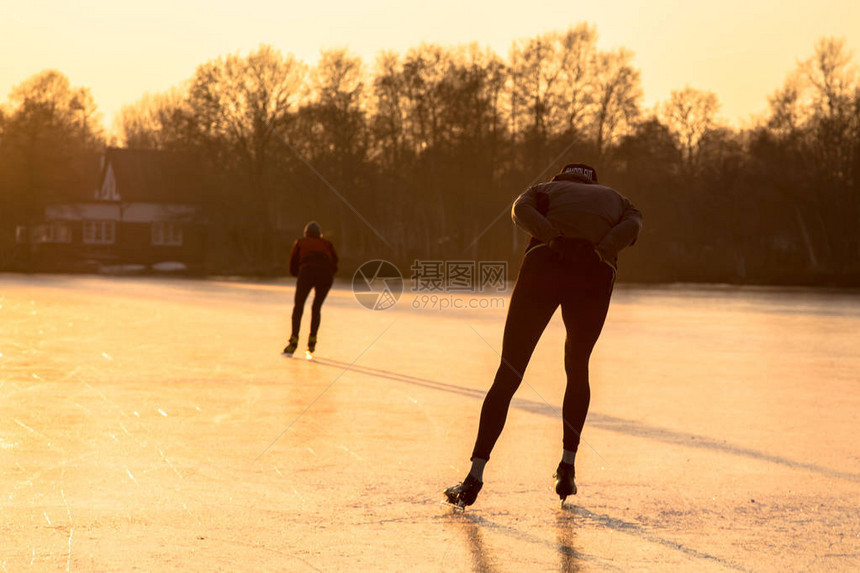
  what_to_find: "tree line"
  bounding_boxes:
[1,26,858,284]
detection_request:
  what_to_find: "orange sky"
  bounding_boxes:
[1,0,858,131]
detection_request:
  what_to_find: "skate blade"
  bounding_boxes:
[558,488,577,508]
[440,499,466,513]
[281,352,294,358]
[304,350,314,360]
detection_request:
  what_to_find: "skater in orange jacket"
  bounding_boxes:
[282,221,338,357]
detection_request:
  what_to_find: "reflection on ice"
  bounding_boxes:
[0,275,857,572]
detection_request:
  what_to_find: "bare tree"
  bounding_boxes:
[556,24,599,134]
[187,45,306,267]
[801,38,859,268]
[0,71,103,267]
[660,86,719,171]
[509,31,565,145]
[298,48,371,253]
[1,70,102,221]
[115,87,191,150]
[400,44,453,153]
[591,48,642,156]
[803,37,856,122]
[305,48,367,160]
[767,71,808,136]
[370,51,411,170]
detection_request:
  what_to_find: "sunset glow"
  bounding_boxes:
[2,0,858,129]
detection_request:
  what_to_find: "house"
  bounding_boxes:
[22,147,209,272]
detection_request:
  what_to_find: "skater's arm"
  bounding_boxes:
[595,198,643,261]
[512,187,561,243]
[288,240,301,277]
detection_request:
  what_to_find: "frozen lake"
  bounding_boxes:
[1,274,859,571]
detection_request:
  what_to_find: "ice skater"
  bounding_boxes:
[282,221,338,358]
[445,163,642,508]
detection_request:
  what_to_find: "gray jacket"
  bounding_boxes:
[512,175,643,268]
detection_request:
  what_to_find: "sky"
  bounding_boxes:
[1,0,859,132]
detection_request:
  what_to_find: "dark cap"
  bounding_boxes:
[304,221,322,238]
[558,163,598,183]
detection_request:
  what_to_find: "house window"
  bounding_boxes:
[82,220,116,244]
[41,225,54,243]
[151,222,183,246]
[35,222,72,244]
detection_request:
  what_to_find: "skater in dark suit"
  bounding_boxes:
[445,163,642,508]
[282,221,338,357]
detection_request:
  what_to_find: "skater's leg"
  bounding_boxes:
[558,268,613,456]
[468,457,487,481]
[471,250,559,461]
[291,271,313,338]
[309,273,333,338]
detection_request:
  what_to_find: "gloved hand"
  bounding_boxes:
[547,235,565,262]
[593,245,617,272]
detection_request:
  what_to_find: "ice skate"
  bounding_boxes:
[443,474,482,511]
[554,462,577,507]
[305,335,317,359]
[282,336,299,357]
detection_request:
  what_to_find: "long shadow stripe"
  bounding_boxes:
[570,506,748,571]
[311,357,860,483]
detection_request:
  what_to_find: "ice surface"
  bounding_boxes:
[1,274,859,571]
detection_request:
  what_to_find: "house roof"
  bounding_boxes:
[44,152,102,203]
[102,147,209,203]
